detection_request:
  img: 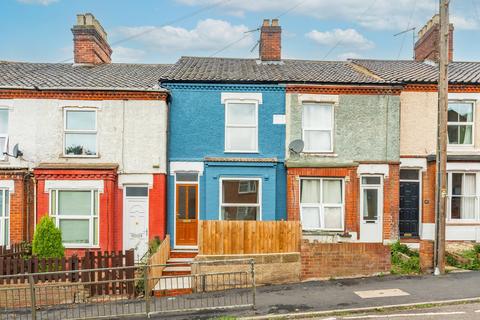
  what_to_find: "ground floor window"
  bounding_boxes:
[0,189,9,247]
[300,178,344,230]
[50,190,99,247]
[220,178,261,220]
[448,172,478,220]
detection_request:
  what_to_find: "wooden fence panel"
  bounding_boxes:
[199,220,301,255]
[147,235,170,291]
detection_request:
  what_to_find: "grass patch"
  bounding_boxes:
[390,241,421,275]
[447,244,480,270]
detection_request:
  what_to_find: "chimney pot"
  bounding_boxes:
[72,13,112,65]
[271,19,279,27]
[262,19,270,27]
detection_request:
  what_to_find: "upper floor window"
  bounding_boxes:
[225,101,258,153]
[448,101,474,146]
[64,109,97,156]
[0,109,9,156]
[302,103,333,153]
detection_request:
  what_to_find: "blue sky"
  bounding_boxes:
[1,0,479,64]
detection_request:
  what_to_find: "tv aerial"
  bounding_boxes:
[394,27,416,59]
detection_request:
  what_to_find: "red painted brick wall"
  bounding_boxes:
[149,174,166,241]
[301,240,391,279]
[34,168,118,256]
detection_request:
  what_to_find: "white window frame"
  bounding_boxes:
[360,175,383,224]
[49,189,100,248]
[447,100,475,147]
[63,107,98,157]
[302,103,334,153]
[224,100,259,153]
[0,108,9,160]
[447,171,480,222]
[299,177,345,231]
[219,177,262,220]
[0,189,10,247]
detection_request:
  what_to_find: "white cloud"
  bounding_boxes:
[451,15,479,30]
[115,19,254,54]
[306,28,374,50]
[112,46,146,63]
[17,0,58,5]
[337,52,363,60]
[177,0,439,30]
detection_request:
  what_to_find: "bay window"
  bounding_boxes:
[225,101,258,153]
[0,189,9,247]
[448,172,477,220]
[302,103,333,152]
[448,101,474,146]
[50,190,99,247]
[64,109,97,156]
[221,178,261,220]
[300,178,344,230]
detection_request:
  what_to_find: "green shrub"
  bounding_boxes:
[32,216,64,258]
[390,241,421,275]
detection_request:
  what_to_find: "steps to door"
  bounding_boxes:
[153,250,198,297]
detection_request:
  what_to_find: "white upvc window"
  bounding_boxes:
[64,108,97,157]
[448,101,474,146]
[0,189,10,247]
[447,172,479,221]
[300,178,344,231]
[224,101,258,153]
[220,178,261,220]
[302,103,334,153]
[50,190,99,247]
[0,109,9,158]
[360,175,383,223]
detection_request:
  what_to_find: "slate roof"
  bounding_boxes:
[352,59,480,84]
[0,61,173,91]
[160,56,391,84]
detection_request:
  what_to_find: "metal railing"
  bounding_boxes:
[0,259,255,319]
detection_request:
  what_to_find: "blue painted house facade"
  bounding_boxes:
[161,79,287,247]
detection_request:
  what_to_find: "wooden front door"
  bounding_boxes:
[175,184,198,246]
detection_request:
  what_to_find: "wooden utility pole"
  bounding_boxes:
[434,0,450,276]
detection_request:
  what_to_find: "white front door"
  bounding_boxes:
[123,186,149,261]
[360,176,383,243]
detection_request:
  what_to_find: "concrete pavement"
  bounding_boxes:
[154,270,480,319]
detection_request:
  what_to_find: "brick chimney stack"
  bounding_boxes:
[414,14,454,62]
[259,19,281,61]
[72,13,112,65]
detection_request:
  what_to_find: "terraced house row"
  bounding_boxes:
[1,13,480,277]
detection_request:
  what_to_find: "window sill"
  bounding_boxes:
[63,245,100,249]
[302,229,345,235]
[224,151,259,154]
[301,152,337,157]
[60,154,100,159]
[446,221,480,226]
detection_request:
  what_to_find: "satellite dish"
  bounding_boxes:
[289,139,304,154]
[4,144,23,158]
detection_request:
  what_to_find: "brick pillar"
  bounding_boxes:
[420,161,436,272]
[383,164,400,241]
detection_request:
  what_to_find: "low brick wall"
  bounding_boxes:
[193,252,301,287]
[301,240,391,280]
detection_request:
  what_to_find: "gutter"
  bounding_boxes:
[0,86,167,92]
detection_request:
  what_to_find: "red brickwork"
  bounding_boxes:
[301,241,391,279]
[383,164,400,241]
[414,23,454,62]
[420,239,434,272]
[0,89,167,101]
[422,161,436,225]
[0,170,34,244]
[287,167,359,235]
[259,19,281,61]
[287,164,399,241]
